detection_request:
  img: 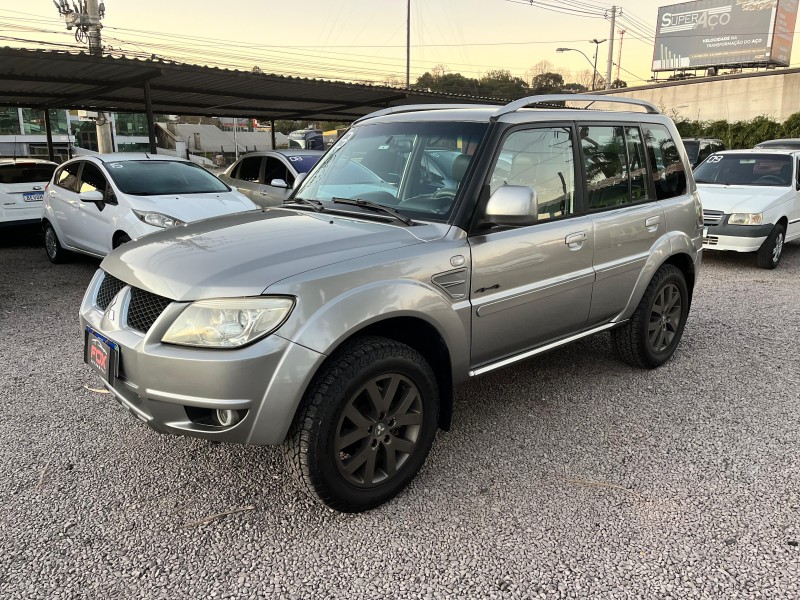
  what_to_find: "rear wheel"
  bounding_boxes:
[283,336,439,512]
[43,223,70,264]
[612,264,689,369]
[756,223,785,269]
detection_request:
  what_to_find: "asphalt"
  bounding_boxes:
[1,225,799,599]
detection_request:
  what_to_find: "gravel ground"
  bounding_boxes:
[1,226,799,599]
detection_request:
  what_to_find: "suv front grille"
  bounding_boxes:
[703,210,724,226]
[126,287,172,333]
[96,274,125,310]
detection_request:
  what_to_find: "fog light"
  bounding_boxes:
[215,409,241,427]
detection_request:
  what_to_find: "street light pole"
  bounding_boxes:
[556,46,602,91]
[590,39,607,91]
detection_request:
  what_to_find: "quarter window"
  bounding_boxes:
[643,124,687,199]
[489,127,576,221]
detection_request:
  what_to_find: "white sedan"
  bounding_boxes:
[42,154,258,263]
[696,149,800,268]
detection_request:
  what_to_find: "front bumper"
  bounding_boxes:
[702,221,772,253]
[79,269,325,445]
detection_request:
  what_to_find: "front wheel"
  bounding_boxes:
[756,223,785,269]
[612,264,689,369]
[283,337,439,512]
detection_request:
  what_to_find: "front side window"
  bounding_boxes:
[105,161,230,195]
[489,126,576,221]
[295,121,488,222]
[643,124,687,199]
[693,153,792,187]
[79,162,115,203]
[263,157,290,186]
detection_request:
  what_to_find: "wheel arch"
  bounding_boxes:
[112,229,130,248]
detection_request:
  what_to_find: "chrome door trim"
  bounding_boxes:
[469,321,618,376]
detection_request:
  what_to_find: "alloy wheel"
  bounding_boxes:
[648,282,682,353]
[45,228,58,259]
[773,232,784,264]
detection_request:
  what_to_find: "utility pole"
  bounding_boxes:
[616,29,625,83]
[54,0,113,153]
[605,6,616,90]
[406,0,411,88]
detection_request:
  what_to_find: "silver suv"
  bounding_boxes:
[79,95,702,512]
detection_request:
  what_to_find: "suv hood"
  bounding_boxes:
[101,208,447,301]
[126,192,258,221]
[697,185,793,213]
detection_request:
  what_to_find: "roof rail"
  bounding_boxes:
[492,94,661,119]
[354,103,491,124]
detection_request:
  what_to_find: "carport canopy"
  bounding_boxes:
[0,47,497,157]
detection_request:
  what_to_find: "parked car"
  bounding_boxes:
[42,154,257,262]
[695,149,800,268]
[218,150,323,207]
[754,138,800,150]
[80,95,701,512]
[682,138,725,168]
[0,158,58,227]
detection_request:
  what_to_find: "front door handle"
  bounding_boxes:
[565,231,587,249]
[645,216,661,232]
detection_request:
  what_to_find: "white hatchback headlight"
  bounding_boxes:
[728,213,764,226]
[162,297,294,348]
[133,210,185,228]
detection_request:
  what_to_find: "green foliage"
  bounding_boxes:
[610,79,627,89]
[531,72,564,93]
[414,69,527,99]
[673,114,798,149]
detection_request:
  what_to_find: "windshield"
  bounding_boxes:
[106,160,230,195]
[294,120,488,222]
[287,154,320,173]
[683,141,699,162]
[693,154,793,187]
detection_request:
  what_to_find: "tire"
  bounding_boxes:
[611,264,689,369]
[43,223,71,264]
[283,336,439,512]
[756,223,785,269]
[113,233,132,249]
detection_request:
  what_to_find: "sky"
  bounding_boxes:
[2,0,799,88]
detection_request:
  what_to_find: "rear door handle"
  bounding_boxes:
[565,231,587,249]
[645,216,661,232]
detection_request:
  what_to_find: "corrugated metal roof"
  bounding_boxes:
[0,47,499,120]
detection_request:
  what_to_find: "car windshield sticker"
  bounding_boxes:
[707,155,723,163]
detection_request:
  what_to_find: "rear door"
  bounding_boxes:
[469,124,594,367]
[0,162,56,221]
[46,161,82,246]
[580,124,666,326]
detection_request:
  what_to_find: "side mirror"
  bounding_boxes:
[79,190,104,203]
[293,172,307,189]
[485,185,538,227]
[270,178,288,188]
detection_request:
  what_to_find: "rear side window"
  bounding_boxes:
[643,125,687,199]
[0,163,56,184]
[581,125,650,210]
[234,156,262,182]
[55,162,81,191]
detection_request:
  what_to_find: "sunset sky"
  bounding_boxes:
[2,0,798,88]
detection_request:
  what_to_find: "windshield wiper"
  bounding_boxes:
[331,197,412,225]
[284,197,326,212]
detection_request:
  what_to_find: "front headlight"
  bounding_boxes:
[133,210,186,229]
[728,213,763,225]
[162,297,294,348]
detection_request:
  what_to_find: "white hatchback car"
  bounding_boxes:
[42,154,258,262]
[696,149,800,268]
[0,158,58,227]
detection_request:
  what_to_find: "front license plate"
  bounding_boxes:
[23,192,43,202]
[84,327,117,383]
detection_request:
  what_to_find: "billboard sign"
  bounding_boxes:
[652,0,799,71]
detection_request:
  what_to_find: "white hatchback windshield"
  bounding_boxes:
[294,121,488,221]
[694,153,793,187]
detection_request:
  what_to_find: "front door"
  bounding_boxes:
[469,125,594,367]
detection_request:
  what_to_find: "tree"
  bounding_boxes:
[562,82,588,93]
[530,72,564,93]
[477,69,528,99]
[610,79,628,89]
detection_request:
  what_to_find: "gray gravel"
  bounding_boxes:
[1,226,799,599]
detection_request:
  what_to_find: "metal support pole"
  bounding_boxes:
[43,109,55,162]
[406,0,411,87]
[605,6,616,89]
[143,80,157,154]
[270,120,276,150]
